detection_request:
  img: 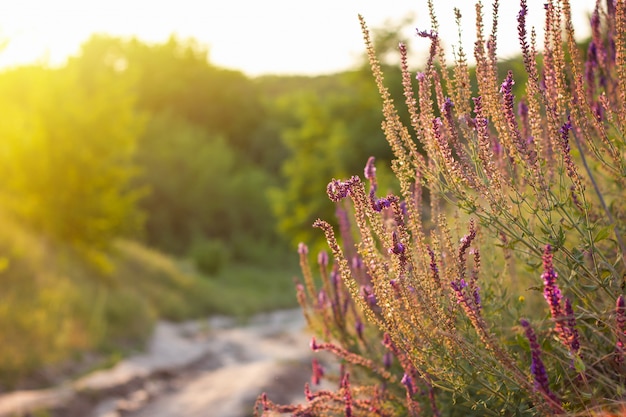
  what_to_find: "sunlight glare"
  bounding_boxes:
[0,0,594,76]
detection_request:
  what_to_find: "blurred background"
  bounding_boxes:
[0,0,593,397]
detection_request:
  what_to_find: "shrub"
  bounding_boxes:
[189,238,231,276]
[258,0,626,415]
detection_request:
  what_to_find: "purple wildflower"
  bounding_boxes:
[500,70,515,95]
[401,373,415,397]
[399,200,408,220]
[361,285,377,308]
[451,278,468,292]
[317,250,329,267]
[427,246,441,288]
[310,337,320,351]
[542,244,563,322]
[364,156,396,211]
[458,220,477,274]
[298,242,308,255]
[304,383,314,401]
[355,318,364,340]
[585,42,598,98]
[327,176,359,202]
[570,185,584,212]
[341,372,353,417]
[607,0,616,15]
[518,100,529,118]
[564,298,580,354]
[559,117,580,183]
[317,289,328,308]
[540,245,581,357]
[473,287,482,312]
[364,156,377,181]
[382,332,393,349]
[371,196,393,212]
[518,100,530,140]
[416,28,437,39]
[311,358,324,385]
[443,97,454,125]
[389,231,406,255]
[520,319,562,407]
[517,0,530,63]
[383,351,393,369]
[330,268,340,288]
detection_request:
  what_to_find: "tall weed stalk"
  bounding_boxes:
[258,0,626,415]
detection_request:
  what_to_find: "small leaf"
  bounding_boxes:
[574,355,586,373]
[594,226,611,243]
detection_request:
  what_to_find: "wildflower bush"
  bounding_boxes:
[258,0,626,415]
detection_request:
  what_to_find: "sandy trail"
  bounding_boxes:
[0,309,318,417]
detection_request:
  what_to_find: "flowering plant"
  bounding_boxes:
[258,0,626,415]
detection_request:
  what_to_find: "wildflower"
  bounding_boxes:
[361,285,378,309]
[341,372,353,417]
[564,298,580,355]
[317,289,328,308]
[311,358,325,385]
[542,244,563,322]
[458,220,477,276]
[518,100,530,140]
[517,0,531,67]
[443,97,454,119]
[364,156,376,181]
[389,231,405,255]
[473,96,502,187]
[427,246,441,288]
[501,70,536,169]
[558,117,580,184]
[371,195,394,212]
[355,318,364,339]
[317,250,329,267]
[401,373,415,397]
[327,176,359,202]
[383,351,393,369]
[520,319,562,410]
[310,337,320,351]
[298,242,309,255]
[363,156,397,212]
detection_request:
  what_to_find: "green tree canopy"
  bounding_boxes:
[0,63,144,250]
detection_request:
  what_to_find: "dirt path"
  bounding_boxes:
[0,309,317,417]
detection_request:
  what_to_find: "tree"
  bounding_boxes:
[0,63,144,250]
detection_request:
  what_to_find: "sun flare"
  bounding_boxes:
[0,0,592,76]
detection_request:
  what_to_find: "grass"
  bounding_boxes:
[0,210,300,390]
[207,263,301,319]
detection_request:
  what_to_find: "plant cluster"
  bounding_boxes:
[257,0,626,415]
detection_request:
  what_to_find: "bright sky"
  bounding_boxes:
[0,1,594,77]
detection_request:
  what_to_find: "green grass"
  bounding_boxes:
[0,211,299,389]
[206,263,301,319]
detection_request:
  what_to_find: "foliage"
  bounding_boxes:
[76,35,265,152]
[0,208,194,388]
[0,63,143,251]
[270,66,411,249]
[0,207,298,389]
[73,35,291,260]
[190,237,231,276]
[259,0,626,415]
[134,110,278,261]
